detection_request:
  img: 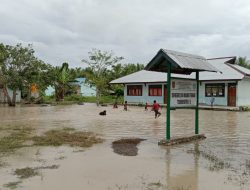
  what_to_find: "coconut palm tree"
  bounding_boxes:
[236,57,250,69]
[54,62,70,101]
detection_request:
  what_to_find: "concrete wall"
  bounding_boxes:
[199,81,230,106]
[124,80,249,107]
[124,79,197,106]
[124,83,164,104]
[0,88,21,103]
[237,77,250,106]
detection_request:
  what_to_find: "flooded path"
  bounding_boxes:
[0,104,250,189]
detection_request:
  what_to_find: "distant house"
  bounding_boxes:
[110,50,250,107]
[45,77,96,97]
[0,84,21,103]
[69,78,96,97]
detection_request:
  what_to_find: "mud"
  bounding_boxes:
[112,138,145,156]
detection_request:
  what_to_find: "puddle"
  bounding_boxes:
[112,138,146,156]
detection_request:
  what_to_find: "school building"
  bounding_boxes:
[110,49,250,107]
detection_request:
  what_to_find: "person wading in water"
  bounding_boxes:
[152,100,161,118]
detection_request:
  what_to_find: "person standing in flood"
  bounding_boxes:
[145,102,149,111]
[124,101,128,111]
[152,100,161,118]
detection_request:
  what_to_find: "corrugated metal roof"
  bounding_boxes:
[229,64,250,75]
[163,49,218,72]
[110,57,250,84]
[110,70,194,84]
[198,58,244,81]
[145,49,219,73]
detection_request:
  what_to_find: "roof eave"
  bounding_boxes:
[145,49,219,74]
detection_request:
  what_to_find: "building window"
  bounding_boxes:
[148,85,162,96]
[127,85,142,96]
[205,83,225,97]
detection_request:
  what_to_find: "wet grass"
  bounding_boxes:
[38,164,59,170]
[14,165,59,179]
[32,128,104,147]
[0,126,33,155]
[0,160,7,167]
[187,148,231,171]
[187,146,250,187]
[14,167,39,179]
[3,181,22,189]
[147,181,165,190]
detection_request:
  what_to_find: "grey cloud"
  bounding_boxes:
[0,0,250,67]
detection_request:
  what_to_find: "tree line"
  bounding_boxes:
[0,43,144,106]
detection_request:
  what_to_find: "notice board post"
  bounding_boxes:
[166,64,171,140]
[195,71,199,134]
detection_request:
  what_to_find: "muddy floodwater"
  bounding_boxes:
[1,104,250,190]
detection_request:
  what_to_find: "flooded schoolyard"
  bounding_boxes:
[0,104,250,190]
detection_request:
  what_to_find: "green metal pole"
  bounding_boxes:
[195,71,199,134]
[166,64,171,140]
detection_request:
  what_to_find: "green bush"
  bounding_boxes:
[42,95,124,104]
[43,95,55,103]
[64,94,86,102]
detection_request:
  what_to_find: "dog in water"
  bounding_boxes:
[99,110,106,116]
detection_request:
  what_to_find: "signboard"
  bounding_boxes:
[171,79,197,107]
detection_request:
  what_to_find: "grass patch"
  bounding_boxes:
[239,106,250,111]
[147,181,165,190]
[0,160,7,167]
[61,127,76,131]
[14,165,59,179]
[4,181,22,189]
[14,167,39,179]
[43,95,123,105]
[37,164,59,170]
[32,128,103,147]
[187,149,231,171]
[0,126,33,154]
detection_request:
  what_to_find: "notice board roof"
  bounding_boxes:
[145,49,219,74]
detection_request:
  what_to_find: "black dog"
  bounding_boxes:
[99,110,106,116]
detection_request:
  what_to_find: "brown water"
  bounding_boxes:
[0,104,250,190]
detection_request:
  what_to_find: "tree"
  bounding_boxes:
[0,43,44,106]
[50,62,72,101]
[21,59,52,102]
[108,63,144,96]
[109,63,144,81]
[82,49,123,105]
[236,56,250,69]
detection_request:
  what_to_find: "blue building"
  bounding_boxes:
[45,77,96,97]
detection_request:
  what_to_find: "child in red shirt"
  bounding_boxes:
[152,100,161,118]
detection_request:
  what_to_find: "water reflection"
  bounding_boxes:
[165,143,199,190]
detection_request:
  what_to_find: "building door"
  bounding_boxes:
[228,83,236,107]
[164,85,167,104]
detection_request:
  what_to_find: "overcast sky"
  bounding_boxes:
[0,0,250,67]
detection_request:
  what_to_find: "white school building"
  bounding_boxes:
[111,51,250,107]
